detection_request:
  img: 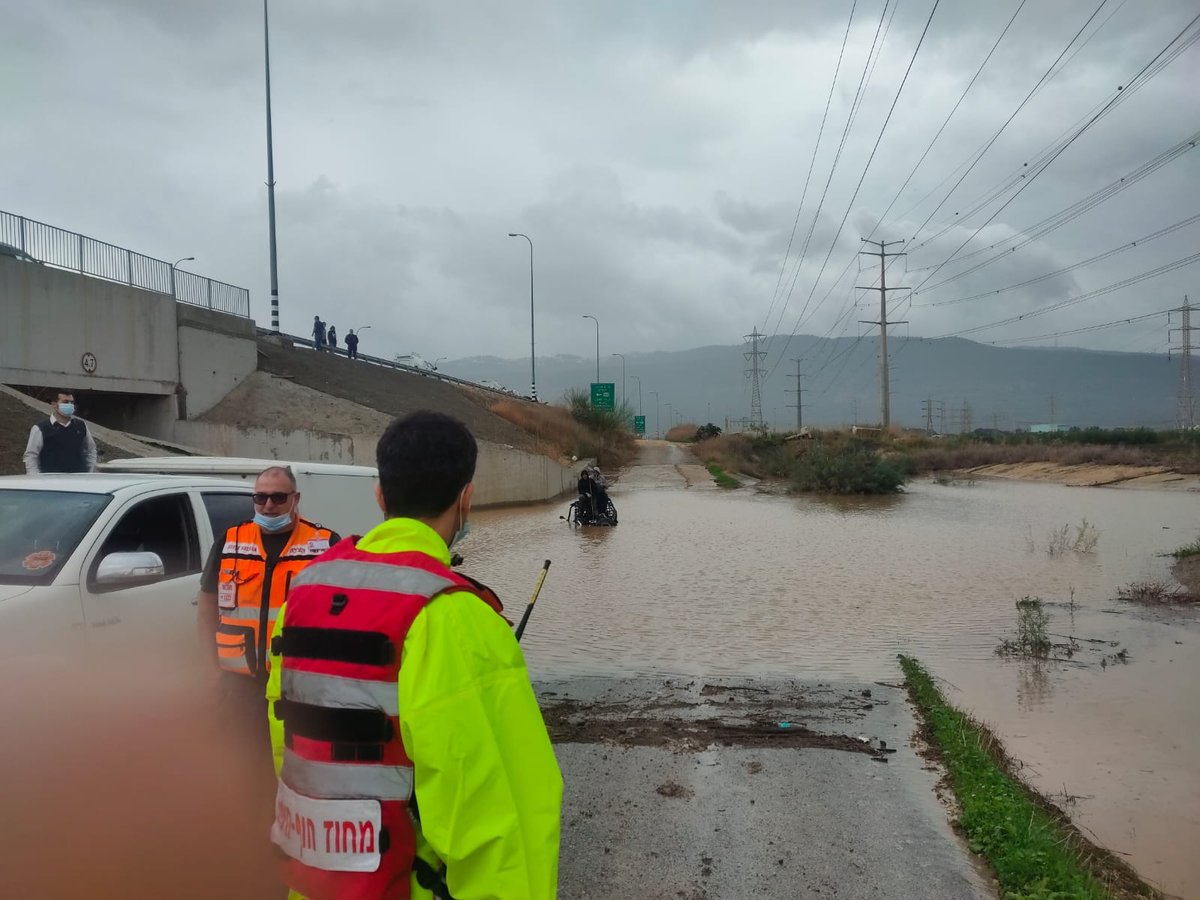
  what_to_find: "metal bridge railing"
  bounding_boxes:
[274,331,524,399]
[1,209,251,318]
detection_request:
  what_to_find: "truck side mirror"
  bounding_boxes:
[95,552,166,587]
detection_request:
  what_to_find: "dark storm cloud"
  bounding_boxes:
[3,0,1197,361]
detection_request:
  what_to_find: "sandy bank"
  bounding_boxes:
[963,461,1200,491]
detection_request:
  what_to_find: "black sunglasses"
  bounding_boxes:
[252,491,295,505]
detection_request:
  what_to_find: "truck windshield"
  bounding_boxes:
[0,490,113,585]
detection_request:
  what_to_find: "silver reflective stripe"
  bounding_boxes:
[217,653,248,673]
[281,669,399,716]
[290,560,456,598]
[222,606,280,622]
[282,748,413,801]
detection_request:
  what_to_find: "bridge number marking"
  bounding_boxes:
[81,352,98,374]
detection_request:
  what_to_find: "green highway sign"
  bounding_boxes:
[633,415,646,435]
[590,382,615,410]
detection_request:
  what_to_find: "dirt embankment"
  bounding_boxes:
[963,461,1200,491]
[247,339,545,453]
[1171,556,1200,595]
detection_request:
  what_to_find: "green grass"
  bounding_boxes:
[1169,536,1200,559]
[898,655,1154,900]
[705,462,740,489]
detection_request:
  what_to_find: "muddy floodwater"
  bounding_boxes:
[467,442,1200,899]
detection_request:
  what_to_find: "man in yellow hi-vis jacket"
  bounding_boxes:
[267,410,562,899]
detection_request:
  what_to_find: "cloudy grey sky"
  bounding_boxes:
[4,0,1198,382]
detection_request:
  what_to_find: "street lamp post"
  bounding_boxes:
[649,390,660,439]
[665,402,674,432]
[507,233,537,401]
[581,315,599,383]
[170,256,195,301]
[611,353,625,409]
[433,356,447,371]
[263,0,280,332]
[629,375,642,415]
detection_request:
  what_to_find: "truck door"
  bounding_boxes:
[79,491,205,675]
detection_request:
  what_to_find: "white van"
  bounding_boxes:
[99,457,383,537]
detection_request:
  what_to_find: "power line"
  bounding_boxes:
[901,0,1110,251]
[768,0,942,379]
[766,0,897,348]
[987,309,1168,345]
[915,212,1200,307]
[911,11,1200,291]
[908,130,1200,287]
[907,15,1198,255]
[761,2,858,335]
[933,251,1200,339]
[865,0,1028,241]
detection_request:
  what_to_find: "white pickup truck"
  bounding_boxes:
[0,473,254,675]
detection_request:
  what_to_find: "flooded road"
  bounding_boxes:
[467,441,1200,898]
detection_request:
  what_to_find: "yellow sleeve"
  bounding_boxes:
[399,590,562,900]
[265,601,286,776]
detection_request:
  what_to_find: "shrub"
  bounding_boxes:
[790,440,908,494]
[997,597,1051,657]
[665,422,699,442]
[696,423,722,441]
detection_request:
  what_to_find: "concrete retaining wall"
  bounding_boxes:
[0,255,178,394]
[172,420,580,507]
[173,421,358,464]
[175,305,259,419]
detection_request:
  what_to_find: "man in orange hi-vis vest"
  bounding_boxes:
[197,465,339,747]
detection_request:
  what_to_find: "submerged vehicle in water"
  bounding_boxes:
[564,493,618,526]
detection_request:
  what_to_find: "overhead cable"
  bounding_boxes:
[760,2,857,335]
[912,11,1200,292]
[915,212,1200,307]
[932,251,1200,338]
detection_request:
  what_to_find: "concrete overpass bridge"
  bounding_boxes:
[0,210,578,503]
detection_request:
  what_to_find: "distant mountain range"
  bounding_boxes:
[440,336,1182,432]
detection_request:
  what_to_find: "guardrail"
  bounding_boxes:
[270,331,527,400]
[0,209,251,318]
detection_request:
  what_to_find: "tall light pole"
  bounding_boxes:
[666,402,674,430]
[263,0,280,332]
[611,353,625,409]
[649,390,660,438]
[507,233,537,401]
[170,256,194,300]
[629,375,642,415]
[582,315,599,383]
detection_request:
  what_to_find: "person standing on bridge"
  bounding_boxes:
[345,328,360,359]
[327,324,338,353]
[196,465,339,750]
[312,315,327,351]
[266,410,561,899]
[23,390,97,474]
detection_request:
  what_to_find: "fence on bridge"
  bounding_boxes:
[0,209,251,318]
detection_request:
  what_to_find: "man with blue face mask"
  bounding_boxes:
[23,390,97,474]
[197,465,339,750]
